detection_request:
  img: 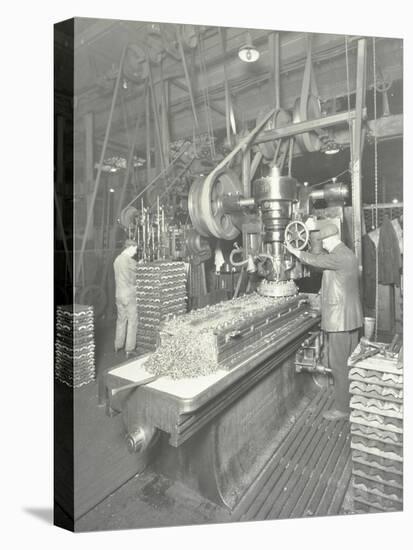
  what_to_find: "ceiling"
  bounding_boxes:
[54,18,403,160]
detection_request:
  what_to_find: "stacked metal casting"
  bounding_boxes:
[55,304,95,388]
[136,261,187,353]
[349,345,403,513]
[144,293,314,378]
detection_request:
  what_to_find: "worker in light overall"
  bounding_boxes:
[286,224,363,421]
[113,239,138,359]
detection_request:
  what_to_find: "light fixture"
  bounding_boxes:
[392,198,399,204]
[238,32,260,63]
[109,188,115,193]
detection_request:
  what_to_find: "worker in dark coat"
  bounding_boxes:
[113,239,138,358]
[286,224,363,420]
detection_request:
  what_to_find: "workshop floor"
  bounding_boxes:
[56,320,356,532]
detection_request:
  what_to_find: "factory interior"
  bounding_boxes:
[54,18,403,532]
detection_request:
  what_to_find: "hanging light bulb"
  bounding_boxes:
[238,31,260,63]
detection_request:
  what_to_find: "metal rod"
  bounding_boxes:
[219,28,236,142]
[160,56,170,167]
[269,32,281,109]
[352,38,367,273]
[255,108,366,144]
[207,109,275,182]
[176,27,199,128]
[75,45,127,285]
[145,86,151,187]
[99,85,148,290]
[123,142,190,210]
[169,78,226,117]
[242,146,251,198]
[288,137,294,176]
[250,150,263,180]
[146,51,166,172]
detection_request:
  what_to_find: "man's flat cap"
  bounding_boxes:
[318,223,339,240]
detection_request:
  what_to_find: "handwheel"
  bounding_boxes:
[284,220,309,250]
[373,77,392,93]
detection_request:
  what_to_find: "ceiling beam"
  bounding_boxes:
[169,78,226,116]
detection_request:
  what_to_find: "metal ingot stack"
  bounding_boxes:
[136,261,187,353]
[349,344,403,513]
[55,304,96,388]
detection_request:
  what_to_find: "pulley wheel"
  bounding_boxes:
[257,108,291,160]
[188,169,242,240]
[180,25,198,49]
[293,95,322,153]
[285,220,309,250]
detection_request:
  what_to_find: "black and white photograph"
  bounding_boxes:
[3,1,411,547]
[52,14,405,532]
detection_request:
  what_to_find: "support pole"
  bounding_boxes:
[269,32,281,109]
[145,86,151,188]
[242,146,251,198]
[146,54,166,172]
[176,27,199,129]
[250,151,263,181]
[351,38,367,274]
[75,45,127,285]
[84,112,94,242]
[55,115,72,281]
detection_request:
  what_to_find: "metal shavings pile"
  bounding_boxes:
[144,325,218,379]
[257,279,298,298]
[144,293,295,379]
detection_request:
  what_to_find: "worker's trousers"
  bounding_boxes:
[115,299,137,352]
[327,329,360,413]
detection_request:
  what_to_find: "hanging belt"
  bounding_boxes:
[293,34,322,153]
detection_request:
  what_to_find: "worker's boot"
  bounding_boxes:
[322,409,349,421]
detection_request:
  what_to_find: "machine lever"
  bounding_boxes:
[106,375,159,417]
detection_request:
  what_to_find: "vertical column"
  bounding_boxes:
[242,146,251,198]
[352,38,367,276]
[84,112,94,242]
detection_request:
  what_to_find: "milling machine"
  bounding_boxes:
[188,162,348,295]
[102,160,351,512]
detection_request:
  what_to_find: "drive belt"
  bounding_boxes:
[293,34,322,153]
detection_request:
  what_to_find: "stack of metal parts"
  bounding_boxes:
[349,344,403,513]
[136,261,187,353]
[55,304,95,388]
[144,293,314,378]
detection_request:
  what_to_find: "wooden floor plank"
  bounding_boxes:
[232,389,353,523]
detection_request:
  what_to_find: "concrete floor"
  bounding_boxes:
[56,319,230,531]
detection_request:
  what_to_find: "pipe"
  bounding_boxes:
[229,248,249,267]
[296,364,332,375]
